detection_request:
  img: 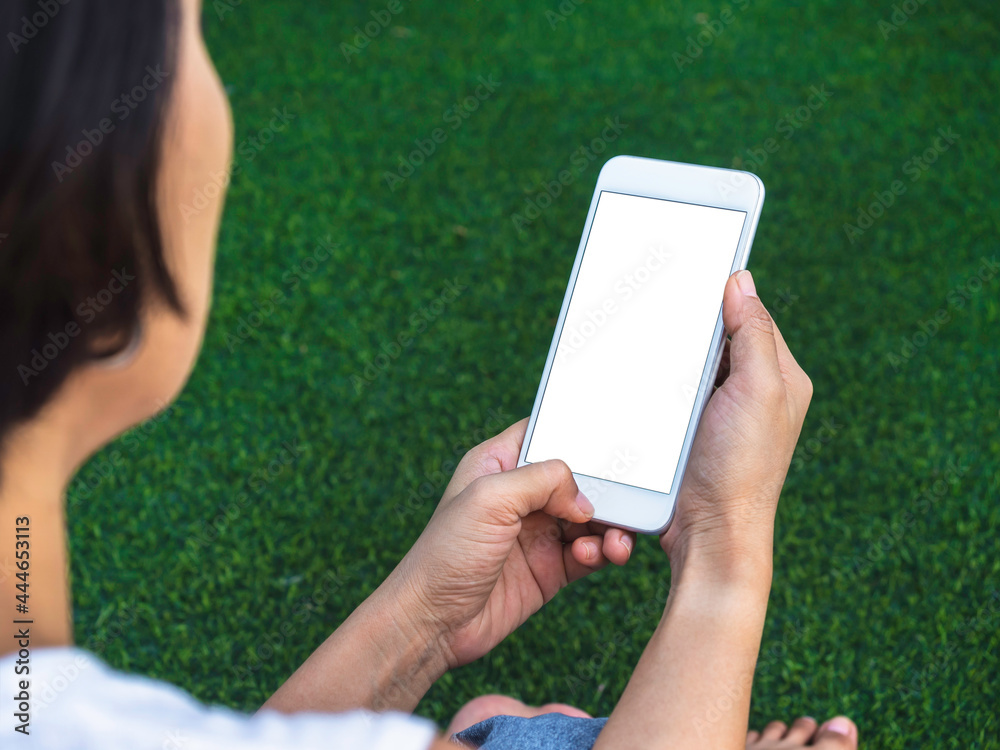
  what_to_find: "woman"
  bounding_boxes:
[0,1,858,748]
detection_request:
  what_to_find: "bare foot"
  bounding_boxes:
[746,716,858,748]
[446,693,591,735]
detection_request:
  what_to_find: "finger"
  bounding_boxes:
[768,314,813,418]
[600,527,634,566]
[441,418,528,505]
[565,535,611,582]
[724,272,812,417]
[722,271,783,391]
[555,522,633,566]
[468,458,594,527]
[558,519,609,543]
[714,336,732,387]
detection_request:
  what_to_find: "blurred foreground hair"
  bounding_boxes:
[0,0,182,448]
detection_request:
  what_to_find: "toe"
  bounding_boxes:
[760,720,787,740]
[784,716,818,743]
[814,716,858,749]
[746,729,761,745]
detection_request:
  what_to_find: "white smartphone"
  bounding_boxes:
[517,156,765,534]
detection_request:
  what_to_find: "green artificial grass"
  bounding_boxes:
[68,1,998,747]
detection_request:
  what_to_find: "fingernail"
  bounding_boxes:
[825,717,853,737]
[736,270,757,298]
[621,536,633,555]
[583,541,598,560]
[575,491,594,518]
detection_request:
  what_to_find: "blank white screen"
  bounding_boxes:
[525,191,747,494]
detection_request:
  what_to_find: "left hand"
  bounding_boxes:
[382,419,636,670]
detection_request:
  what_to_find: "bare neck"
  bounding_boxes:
[0,416,81,655]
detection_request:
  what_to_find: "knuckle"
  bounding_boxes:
[532,524,562,553]
[800,371,814,402]
[746,305,776,338]
[462,474,512,521]
[758,371,785,406]
[463,472,493,501]
[461,441,490,464]
[541,458,574,487]
[458,441,503,477]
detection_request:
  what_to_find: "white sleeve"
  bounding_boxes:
[2,647,439,750]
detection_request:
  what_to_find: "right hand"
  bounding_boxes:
[379,424,634,673]
[660,270,813,582]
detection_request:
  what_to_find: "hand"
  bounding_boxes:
[660,270,813,583]
[382,420,636,670]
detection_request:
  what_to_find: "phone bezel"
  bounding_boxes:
[516,155,765,534]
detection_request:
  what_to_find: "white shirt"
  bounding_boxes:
[1,647,439,749]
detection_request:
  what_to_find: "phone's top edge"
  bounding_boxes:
[600,154,765,199]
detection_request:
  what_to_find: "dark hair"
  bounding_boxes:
[0,1,183,447]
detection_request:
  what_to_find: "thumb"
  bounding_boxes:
[465,459,595,527]
[721,271,783,393]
